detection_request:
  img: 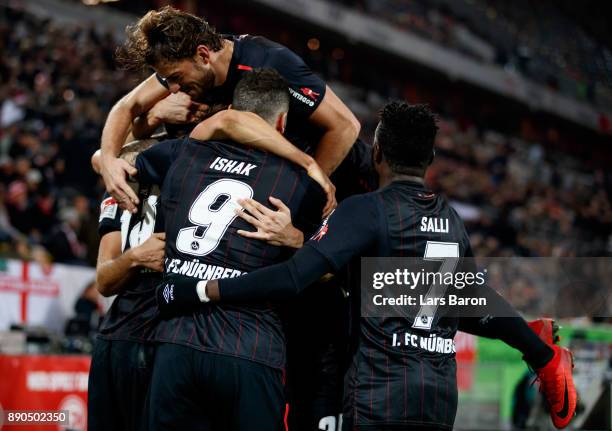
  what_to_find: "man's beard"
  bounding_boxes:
[190,66,216,102]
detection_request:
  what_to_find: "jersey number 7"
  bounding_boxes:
[412,241,459,331]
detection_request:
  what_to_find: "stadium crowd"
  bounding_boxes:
[0,5,143,266]
[332,0,612,110]
[0,3,610,272]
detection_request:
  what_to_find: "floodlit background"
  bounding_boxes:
[0,0,610,429]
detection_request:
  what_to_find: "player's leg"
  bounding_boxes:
[458,286,576,428]
[88,338,121,431]
[148,343,210,431]
[285,281,349,431]
[459,316,554,368]
[108,340,155,431]
[212,354,285,431]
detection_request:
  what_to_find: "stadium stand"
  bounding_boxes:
[0,5,145,266]
[330,0,612,111]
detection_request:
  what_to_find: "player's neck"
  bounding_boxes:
[212,40,234,86]
[378,166,425,188]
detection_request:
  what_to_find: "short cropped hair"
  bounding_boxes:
[116,6,223,70]
[376,102,438,172]
[232,69,290,124]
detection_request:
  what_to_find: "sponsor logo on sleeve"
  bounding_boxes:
[289,87,316,107]
[300,87,320,101]
[99,197,118,222]
[311,211,334,241]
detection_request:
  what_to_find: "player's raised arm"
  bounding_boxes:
[99,74,170,212]
[191,110,336,216]
[309,85,361,175]
[95,192,166,297]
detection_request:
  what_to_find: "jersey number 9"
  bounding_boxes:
[177,178,254,256]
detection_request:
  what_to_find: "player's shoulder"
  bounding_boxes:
[336,191,382,218]
[230,34,288,62]
[98,193,122,236]
[232,34,285,50]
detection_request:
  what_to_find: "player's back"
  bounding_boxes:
[155,138,319,369]
[344,180,471,429]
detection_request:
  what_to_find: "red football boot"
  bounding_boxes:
[535,345,577,429]
[528,318,560,346]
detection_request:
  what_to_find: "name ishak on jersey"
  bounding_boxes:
[420,216,449,233]
[166,258,246,280]
[209,157,257,176]
[392,331,456,354]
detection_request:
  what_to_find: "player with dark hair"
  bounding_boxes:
[132,69,326,430]
[97,6,360,213]
[88,140,168,430]
[163,102,577,430]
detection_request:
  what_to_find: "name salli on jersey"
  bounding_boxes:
[392,331,456,354]
[209,157,257,176]
[420,217,449,233]
[166,258,246,280]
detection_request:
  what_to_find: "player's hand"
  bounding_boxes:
[152,92,209,124]
[131,233,166,271]
[306,161,337,218]
[100,155,139,213]
[235,197,304,248]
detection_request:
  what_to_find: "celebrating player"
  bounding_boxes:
[166,102,577,430]
[88,141,169,431]
[130,69,328,430]
[97,6,360,213]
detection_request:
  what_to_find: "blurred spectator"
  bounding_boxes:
[64,280,101,339]
[0,5,144,265]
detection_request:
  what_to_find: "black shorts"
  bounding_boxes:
[284,279,350,431]
[149,343,286,431]
[87,338,155,431]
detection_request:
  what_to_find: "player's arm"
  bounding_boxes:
[98,74,170,212]
[132,91,208,139]
[270,46,359,175]
[234,179,327,248]
[191,110,336,216]
[156,195,379,313]
[309,85,360,175]
[96,232,166,297]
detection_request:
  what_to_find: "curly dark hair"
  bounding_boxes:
[116,6,223,70]
[376,101,439,172]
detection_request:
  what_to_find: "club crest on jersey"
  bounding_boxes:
[163,284,174,303]
[420,217,449,233]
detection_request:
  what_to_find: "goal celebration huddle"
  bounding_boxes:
[89,6,577,431]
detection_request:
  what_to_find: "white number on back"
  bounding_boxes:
[176,178,253,256]
[412,241,459,330]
